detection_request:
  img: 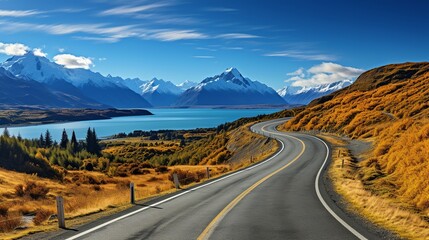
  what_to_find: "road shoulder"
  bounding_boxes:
[317,133,402,240]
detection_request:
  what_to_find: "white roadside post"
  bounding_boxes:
[173,173,180,189]
[56,196,66,228]
[130,182,135,204]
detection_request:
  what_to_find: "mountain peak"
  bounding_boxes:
[224,67,244,79]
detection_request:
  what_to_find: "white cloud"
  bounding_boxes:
[0,9,41,17]
[264,50,336,61]
[0,42,29,56]
[217,33,260,39]
[150,30,208,41]
[53,54,93,69]
[286,62,364,88]
[58,48,65,53]
[98,57,107,61]
[286,67,305,77]
[33,48,47,57]
[100,3,169,16]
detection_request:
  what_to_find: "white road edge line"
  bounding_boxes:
[310,135,368,240]
[65,122,284,240]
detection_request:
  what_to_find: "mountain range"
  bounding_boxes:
[277,80,353,105]
[0,53,352,108]
[1,53,151,108]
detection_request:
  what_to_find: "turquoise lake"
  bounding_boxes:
[1,108,281,141]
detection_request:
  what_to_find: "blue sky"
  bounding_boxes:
[0,0,428,89]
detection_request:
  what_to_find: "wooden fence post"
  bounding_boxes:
[56,196,65,229]
[130,182,135,204]
[173,173,180,189]
[206,167,210,179]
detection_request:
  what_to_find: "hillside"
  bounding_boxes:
[281,62,429,214]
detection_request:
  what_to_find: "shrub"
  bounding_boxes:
[14,184,25,197]
[155,165,168,173]
[33,209,53,225]
[0,212,22,232]
[0,205,8,217]
[15,181,49,200]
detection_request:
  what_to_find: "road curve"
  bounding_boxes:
[51,118,379,240]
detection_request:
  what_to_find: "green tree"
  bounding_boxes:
[86,128,100,155]
[70,130,79,153]
[38,133,45,147]
[60,129,69,149]
[44,130,53,148]
[2,127,9,137]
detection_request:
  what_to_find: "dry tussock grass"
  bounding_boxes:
[327,144,429,239]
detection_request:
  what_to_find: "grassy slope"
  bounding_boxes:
[280,62,429,237]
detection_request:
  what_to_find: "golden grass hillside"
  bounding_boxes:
[281,62,429,222]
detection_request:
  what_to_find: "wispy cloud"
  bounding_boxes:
[53,54,93,69]
[285,62,364,87]
[149,30,208,41]
[0,9,41,17]
[196,47,217,52]
[193,55,215,59]
[217,33,260,39]
[223,47,243,50]
[264,50,336,61]
[0,42,29,56]
[0,20,208,42]
[100,3,170,16]
[205,7,237,12]
[0,21,139,42]
[74,36,120,43]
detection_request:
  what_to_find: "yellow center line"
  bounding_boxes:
[197,128,305,240]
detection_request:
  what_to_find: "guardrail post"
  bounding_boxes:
[173,173,180,189]
[130,182,135,204]
[206,167,210,179]
[56,196,65,229]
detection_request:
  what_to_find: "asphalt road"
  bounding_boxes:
[52,118,379,240]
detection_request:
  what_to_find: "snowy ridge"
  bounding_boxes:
[177,80,197,91]
[277,80,352,105]
[2,52,123,88]
[141,78,182,95]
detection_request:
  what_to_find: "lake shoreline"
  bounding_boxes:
[0,108,153,128]
[1,108,281,141]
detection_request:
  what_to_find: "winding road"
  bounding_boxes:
[52,118,380,240]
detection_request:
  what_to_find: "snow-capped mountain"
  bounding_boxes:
[277,80,352,105]
[140,78,182,106]
[175,68,286,106]
[1,53,151,108]
[122,77,147,94]
[177,80,197,91]
[0,67,106,109]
